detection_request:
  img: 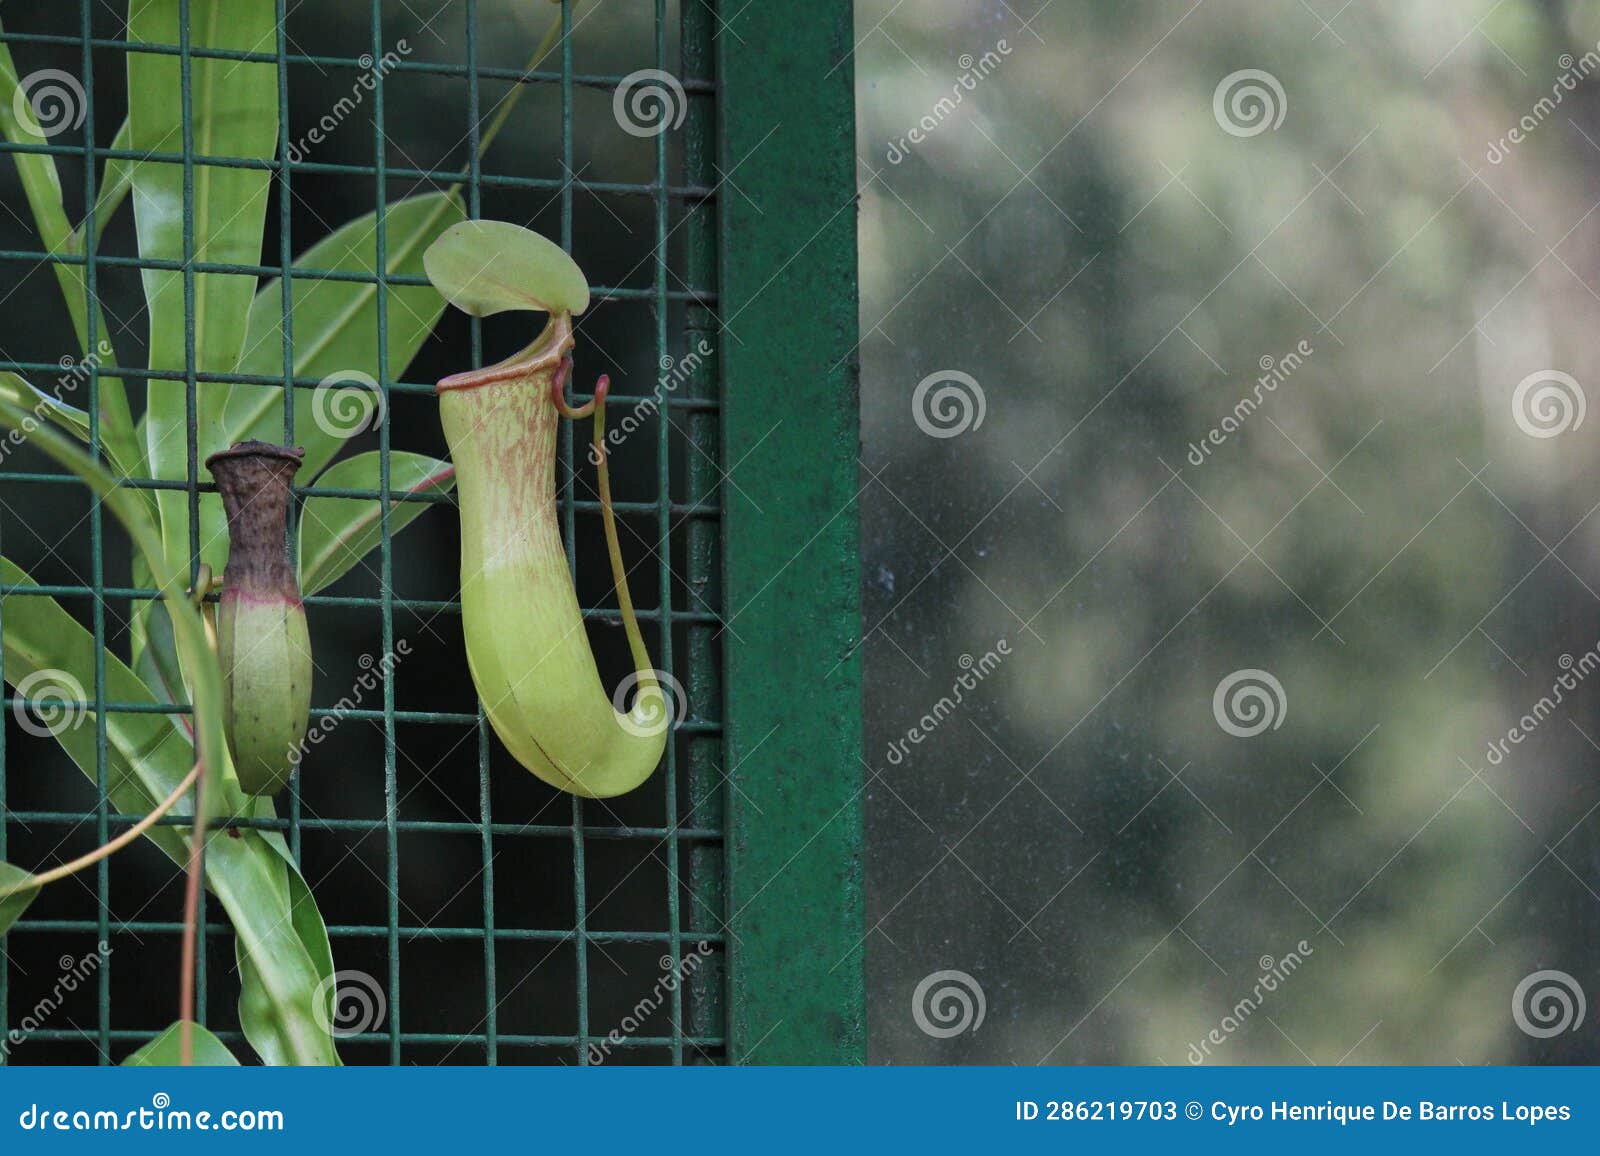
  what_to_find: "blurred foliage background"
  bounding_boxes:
[859,0,1600,1063]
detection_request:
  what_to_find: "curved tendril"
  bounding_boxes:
[549,356,595,420]
[0,762,200,897]
[550,366,652,679]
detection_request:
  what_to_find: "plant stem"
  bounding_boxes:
[179,770,205,1067]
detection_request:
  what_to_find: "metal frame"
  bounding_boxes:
[720,1,866,1064]
[0,0,862,1066]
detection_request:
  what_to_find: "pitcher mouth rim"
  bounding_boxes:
[204,440,307,470]
[436,313,574,394]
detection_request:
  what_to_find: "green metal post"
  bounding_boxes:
[719,0,866,1063]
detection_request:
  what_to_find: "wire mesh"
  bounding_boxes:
[0,0,724,1065]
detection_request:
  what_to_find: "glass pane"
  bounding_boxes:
[859,0,1600,1064]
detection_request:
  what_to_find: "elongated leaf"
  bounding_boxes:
[226,191,466,479]
[123,1020,239,1066]
[299,452,455,596]
[128,0,278,576]
[0,409,226,816]
[0,370,87,442]
[0,862,38,936]
[0,23,141,478]
[76,116,133,252]
[132,585,186,715]
[1,560,205,861]
[236,814,340,1067]
[0,373,150,508]
[423,219,590,317]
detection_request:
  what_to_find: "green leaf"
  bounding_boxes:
[225,191,466,481]
[0,370,87,441]
[74,116,133,253]
[0,22,142,479]
[128,0,279,576]
[0,409,228,820]
[423,219,590,318]
[236,819,340,1067]
[0,373,151,510]
[132,586,186,713]
[1,558,202,865]
[123,1021,240,1066]
[0,862,39,936]
[205,819,340,1065]
[299,452,455,596]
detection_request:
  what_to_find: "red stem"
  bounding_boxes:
[178,771,206,1066]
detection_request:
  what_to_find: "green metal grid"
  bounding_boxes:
[0,0,863,1066]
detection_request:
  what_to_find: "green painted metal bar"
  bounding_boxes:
[274,0,304,869]
[83,0,114,1064]
[369,0,402,1068]
[8,813,724,840]
[0,28,719,93]
[12,921,726,944]
[0,588,723,628]
[719,0,866,1064]
[681,0,726,1063]
[651,0,685,1067]
[0,251,717,301]
[464,0,498,1069]
[16,1027,722,1049]
[0,697,724,729]
[556,0,592,1070]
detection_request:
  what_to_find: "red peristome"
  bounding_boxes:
[219,586,305,610]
